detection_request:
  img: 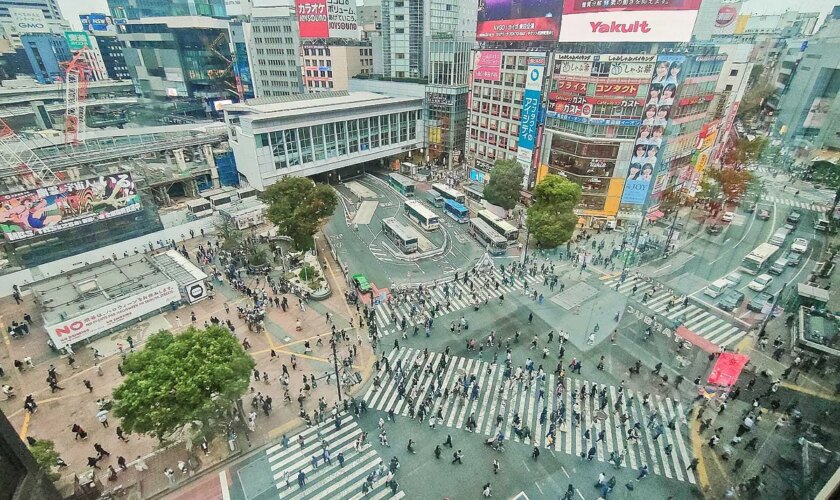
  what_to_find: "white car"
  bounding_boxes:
[725,271,744,286]
[791,238,809,253]
[748,274,773,292]
[721,212,735,223]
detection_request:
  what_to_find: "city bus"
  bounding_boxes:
[404,199,440,231]
[470,218,507,255]
[388,172,415,197]
[477,209,520,242]
[381,217,418,253]
[739,242,781,275]
[425,189,444,208]
[431,183,466,204]
[443,199,469,223]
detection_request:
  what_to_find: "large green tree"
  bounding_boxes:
[483,159,524,210]
[526,175,581,248]
[262,177,338,250]
[28,440,61,481]
[723,137,766,169]
[709,168,755,202]
[113,326,255,443]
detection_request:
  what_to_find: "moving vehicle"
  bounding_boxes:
[388,172,416,197]
[740,243,781,275]
[706,224,723,235]
[404,200,440,231]
[814,218,830,231]
[352,274,371,293]
[769,258,789,275]
[425,189,444,208]
[704,278,731,298]
[769,227,791,246]
[381,218,418,254]
[784,251,801,267]
[469,218,507,256]
[443,199,470,223]
[431,183,466,204]
[725,271,744,286]
[747,292,774,313]
[718,290,745,312]
[791,238,809,253]
[757,209,770,221]
[477,210,519,242]
[786,211,801,225]
[722,212,735,222]
[748,273,773,292]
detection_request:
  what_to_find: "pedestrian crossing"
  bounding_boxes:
[265,414,405,499]
[605,277,746,348]
[761,195,829,212]
[372,269,543,335]
[363,348,697,484]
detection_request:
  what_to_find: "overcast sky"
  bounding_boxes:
[57,0,839,31]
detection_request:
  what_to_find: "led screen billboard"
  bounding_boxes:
[477,0,563,41]
[558,0,702,43]
[0,172,142,242]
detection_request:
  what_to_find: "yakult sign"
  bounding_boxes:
[558,0,702,43]
[46,281,180,348]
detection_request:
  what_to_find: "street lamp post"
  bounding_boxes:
[331,331,343,402]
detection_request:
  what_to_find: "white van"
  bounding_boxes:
[704,278,730,298]
[814,219,830,231]
[769,227,790,246]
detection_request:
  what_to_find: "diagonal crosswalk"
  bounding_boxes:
[604,277,746,348]
[363,348,697,484]
[265,414,405,499]
[372,269,543,335]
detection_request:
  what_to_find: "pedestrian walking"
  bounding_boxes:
[164,468,176,484]
[451,450,463,464]
[636,464,649,481]
[532,446,540,460]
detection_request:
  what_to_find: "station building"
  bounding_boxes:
[224,91,424,190]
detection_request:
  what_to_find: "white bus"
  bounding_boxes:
[477,209,519,242]
[431,183,466,204]
[740,242,781,275]
[470,218,507,255]
[404,199,440,231]
[382,217,418,253]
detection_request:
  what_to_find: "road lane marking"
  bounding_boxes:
[219,470,231,500]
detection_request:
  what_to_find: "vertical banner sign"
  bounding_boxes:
[517,57,545,188]
[620,54,686,205]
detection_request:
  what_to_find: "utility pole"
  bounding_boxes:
[331,332,343,402]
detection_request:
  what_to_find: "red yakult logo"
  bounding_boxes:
[589,21,651,34]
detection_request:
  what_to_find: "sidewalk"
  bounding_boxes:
[0,232,374,498]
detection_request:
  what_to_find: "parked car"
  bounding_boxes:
[757,209,771,220]
[725,271,744,286]
[791,238,809,253]
[706,224,723,235]
[721,212,735,222]
[748,273,773,292]
[718,290,745,312]
[786,211,801,225]
[747,292,774,312]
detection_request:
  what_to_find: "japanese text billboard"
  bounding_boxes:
[64,31,92,50]
[517,57,546,187]
[620,54,686,205]
[296,0,359,39]
[0,172,142,242]
[46,281,180,348]
[477,0,563,41]
[9,8,49,34]
[473,51,502,81]
[558,0,702,42]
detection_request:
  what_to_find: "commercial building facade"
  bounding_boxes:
[20,32,70,83]
[225,91,423,190]
[107,0,226,20]
[92,33,131,80]
[301,41,374,92]
[248,8,304,98]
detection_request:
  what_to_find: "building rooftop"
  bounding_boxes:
[225,91,422,121]
[31,254,172,327]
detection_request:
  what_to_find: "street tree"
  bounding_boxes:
[737,75,774,122]
[723,137,766,169]
[526,174,581,248]
[709,168,755,203]
[113,326,255,443]
[28,439,61,481]
[215,217,242,252]
[483,159,524,210]
[262,177,338,250]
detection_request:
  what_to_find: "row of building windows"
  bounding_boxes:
[253,24,293,33]
[467,140,518,163]
[307,80,335,89]
[254,37,296,45]
[256,111,419,170]
[255,47,296,56]
[472,86,524,104]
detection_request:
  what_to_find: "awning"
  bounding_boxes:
[798,283,830,302]
[810,149,840,165]
[646,210,665,221]
[676,325,719,353]
[707,352,750,387]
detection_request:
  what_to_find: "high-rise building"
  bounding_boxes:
[379,0,476,79]
[301,41,374,93]
[425,39,472,169]
[0,0,62,20]
[20,32,70,83]
[92,33,131,80]
[247,6,304,97]
[107,0,226,20]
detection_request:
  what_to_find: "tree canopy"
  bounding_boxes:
[262,177,338,250]
[483,159,524,210]
[113,326,255,442]
[709,168,755,202]
[526,175,581,248]
[28,440,60,481]
[722,137,766,169]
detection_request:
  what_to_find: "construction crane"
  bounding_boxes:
[207,33,241,100]
[0,119,61,188]
[64,49,92,146]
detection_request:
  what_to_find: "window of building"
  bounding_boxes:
[729,69,738,76]
[724,84,733,91]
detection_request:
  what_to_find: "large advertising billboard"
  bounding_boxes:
[0,172,142,242]
[9,8,50,34]
[620,54,686,206]
[80,13,113,32]
[558,0,702,43]
[296,0,359,39]
[477,0,563,41]
[64,31,92,51]
[517,56,546,188]
[233,41,254,99]
[474,51,502,81]
[46,281,180,348]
